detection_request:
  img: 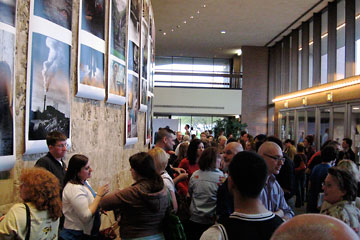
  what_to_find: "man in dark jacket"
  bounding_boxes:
[35,131,67,188]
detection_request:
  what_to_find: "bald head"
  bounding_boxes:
[258,141,284,175]
[271,214,359,240]
[222,142,243,172]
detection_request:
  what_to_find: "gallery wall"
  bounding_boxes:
[0,0,155,212]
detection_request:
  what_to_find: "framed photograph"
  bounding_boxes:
[34,0,72,30]
[139,17,148,112]
[25,0,72,154]
[144,94,153,145]
[107,0,127,105]
[76,0,106,100]
[125,74,139,145]
[0,0,16,170]
[125,0,141,145]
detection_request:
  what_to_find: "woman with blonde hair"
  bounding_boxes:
[174,142,189,167]
[149,147,184,213]
[0,168,62,239]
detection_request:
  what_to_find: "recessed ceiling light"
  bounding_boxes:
[171,29,174,32]
[197,10,200,14]
[177,25,181,28]
[183,20,187,24]
[203,4,206,7]
[221,31,226,34]
[163,32,166,35]
[190,16,194,19]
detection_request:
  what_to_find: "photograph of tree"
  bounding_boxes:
[110,0,127,61]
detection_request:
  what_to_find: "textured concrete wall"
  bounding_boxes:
[0,0,148,214]
[241,46,269,136]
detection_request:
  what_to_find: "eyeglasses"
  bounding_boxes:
[263,154,285,163]
[54,143,68,149]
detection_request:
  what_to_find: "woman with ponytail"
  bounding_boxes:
[100,152,168,240]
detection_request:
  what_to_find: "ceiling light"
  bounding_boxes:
[190,16,194,19]
[177,25,180,28]
[236,49,242,56]
[183,20,187,24]
[203,4,206,8]
[353,107,360,110]
[197,10,200,14]
[171,29,174,32]
[221,31,226,34]
[163,32,166,35]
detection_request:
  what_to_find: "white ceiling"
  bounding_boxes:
[152,0,330,58]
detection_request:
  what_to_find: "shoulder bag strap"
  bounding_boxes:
[217,224,228,240]
[24,203,31,240]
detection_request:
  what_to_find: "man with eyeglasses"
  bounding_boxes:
[35,131,67,188]
[258,142,294,220]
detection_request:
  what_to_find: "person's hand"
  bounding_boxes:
[177,172,188,182]
[168,150,176,155]
[0,215,4,222]
[173,167,186,174]
[97,184,110,198]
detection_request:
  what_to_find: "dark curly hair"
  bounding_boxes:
[20,168,62,221]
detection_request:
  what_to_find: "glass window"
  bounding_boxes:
[336,0,345,80]
[350,105,360,162]
[355,0,360,74]
[154,57,232,88]
[307,109,316,138]
[172,57,192,72]
[298,29,302,90]
[309,20,314,87]
[320,108,330,145]
[297,111,306,144]
[333,106,345,143]
[279,112,287,142]
[268,106,275,136]
[321,10,328,84]
[288,111,295,141]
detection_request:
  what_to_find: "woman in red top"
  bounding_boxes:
[177,139,204,196]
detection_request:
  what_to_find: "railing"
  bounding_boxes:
[154,71,242,89]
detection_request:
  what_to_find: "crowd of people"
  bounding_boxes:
[0,128,360,239]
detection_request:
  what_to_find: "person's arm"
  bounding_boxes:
[170,190,178,213]
[88,184,109,215]
[173,172,188,185]
[276,184,294,220]
[100,186,136,211]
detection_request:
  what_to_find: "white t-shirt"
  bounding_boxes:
[161,171,175,192]
[0,202,59,240]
